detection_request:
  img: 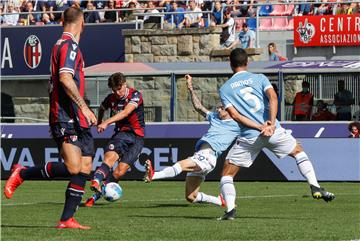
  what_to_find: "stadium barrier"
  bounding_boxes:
[1,123,359,181]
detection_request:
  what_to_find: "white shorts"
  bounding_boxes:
[187,148,217,178]
[226,127,297,168]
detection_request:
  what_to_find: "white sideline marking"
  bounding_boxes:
[1,134,5,138]
[8,134,13,139]
[314,127,325,138]
[1,193,355,206]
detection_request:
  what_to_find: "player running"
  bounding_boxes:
[85,72,145,206]
[217,48,335,220]
[4,7,97,229]
[144,74,265,207]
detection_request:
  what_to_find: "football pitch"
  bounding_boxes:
[1,181,359,241]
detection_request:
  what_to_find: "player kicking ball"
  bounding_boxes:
[144,74,265,207]
[217,48,335,220]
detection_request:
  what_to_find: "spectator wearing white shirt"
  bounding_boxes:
[185,0,203,28]
[3,3,19,26]
[143,1,159,21]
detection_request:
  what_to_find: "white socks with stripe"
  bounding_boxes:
[152,163,182,180]
[295,152,320,188]
[193,192,222,206]
[220,176,236,212]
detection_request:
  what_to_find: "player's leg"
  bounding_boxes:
[91,151,119,193]
[220,160,240,216]
[185,175,224,206]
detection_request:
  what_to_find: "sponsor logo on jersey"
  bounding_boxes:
[23,35,42,69]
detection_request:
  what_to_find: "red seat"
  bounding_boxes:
[270,4,286,16]
[272,17,288,30]
[235,18,245,31]
[35,22,44,26]
[258,18,272,31]
[283,4,295,16]
[286,18,294,30]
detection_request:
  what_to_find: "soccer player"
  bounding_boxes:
[217,48,335,220]
[4,7,97,229]
[144,74,264,207]
[86,72,145,206]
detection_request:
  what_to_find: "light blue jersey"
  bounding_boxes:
[219,71,280,138]
[195,112,241,157]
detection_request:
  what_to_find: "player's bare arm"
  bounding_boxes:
[265,87,278,135]
[97,105,106,125]
[185,74,209,117]
[226,106,264,131]
[60,72,97,125]
[97,103,136,133]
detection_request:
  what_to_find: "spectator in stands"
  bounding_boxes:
[84,1,100,23]
[219,8,236,48]
[19,1,41,25]
[295,0,312,16]
[292,81,313,121]
[121,1,137,22]
[348,122,360,138]
[268,43,287,61]
[210,1,222,26]
[313,0,332,15]
[3,3,19,26]
[353,102,360,121]
[227,23,255,49]
[93,0,107,22]
[259,0,273,16]
[0,5,3,24]
[311,100,336,121]
[185,0,203,28]
[40,1,55,22]
[53,0,71,22]
[167,1,185,29]
[334,80,354,121]
[104,0,117,22]
[348,3,359,14]
[143,1,160,22]
[42,13,55,24]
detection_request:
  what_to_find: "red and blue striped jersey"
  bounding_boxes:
[101,88,145,137]
[49,32,89,128]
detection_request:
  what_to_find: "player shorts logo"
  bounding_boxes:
[69,135,78,142]
[23,35,42,69]
[297,19,315,44]
[109,144,114,150]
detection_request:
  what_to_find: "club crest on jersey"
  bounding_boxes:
[69,135,78,142]
[23,35,42,69]
[109,144,115,150]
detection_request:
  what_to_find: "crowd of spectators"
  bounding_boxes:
[1,0,359,27]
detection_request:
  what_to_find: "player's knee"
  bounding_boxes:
[67,165,81,175]
[289,143,304,157]
[113,167,127,179]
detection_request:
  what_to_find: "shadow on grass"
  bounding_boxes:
[1,224,54,229]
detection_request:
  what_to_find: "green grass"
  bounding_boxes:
[1,181,360,241]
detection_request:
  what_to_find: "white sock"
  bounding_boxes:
[152,163,182,180]
[220,176,236,212]
[193,192,222,206]
[295,152,320,188]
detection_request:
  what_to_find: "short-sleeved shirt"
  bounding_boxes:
[238,29,256,48]
[195,112,241,157]
[101,88,145,137]
[49,32,89,128]
[219,71,280,139]
[334,90,353,114]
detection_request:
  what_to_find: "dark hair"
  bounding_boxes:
[268,42,276,55]
[108,72,126,88]
[230,48,248,68]
[242,23,248,28]
[63,6,83,26]
[302,81,310,87]
[348,121,360,132]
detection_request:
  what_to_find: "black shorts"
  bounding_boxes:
[50,122,94,157]
[104,131,144,165]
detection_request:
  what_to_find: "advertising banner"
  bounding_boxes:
[1,24,134,76]
[294,14,360,47]
[1,124,359,181]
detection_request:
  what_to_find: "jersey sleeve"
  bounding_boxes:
[205,111,215,121]
[58,41,79,76]
[219,88,233,110]
[261,74,273,92]
[100,94,112,110]
[129,91,143,108]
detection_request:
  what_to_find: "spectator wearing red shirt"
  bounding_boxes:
[311,100,336,121]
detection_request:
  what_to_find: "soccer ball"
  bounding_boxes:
[103,182,123,202]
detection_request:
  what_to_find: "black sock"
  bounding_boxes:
[104,170,119,185]
[20,162,71,180]
[60,172,88,221]
[93,163,111,182]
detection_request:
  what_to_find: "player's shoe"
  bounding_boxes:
[4,164,26,199]
[144,159,154,183]
[219,194,226,208]
[310,185,335,202]
[218,208,236,221]
[84,192,102,207]
[56,217,91,230]
[90,179,102,194]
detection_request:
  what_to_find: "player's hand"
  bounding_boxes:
[185,74,193,91]
[97,122,108,133]
[82,107,97,126]
[260,121,275,137]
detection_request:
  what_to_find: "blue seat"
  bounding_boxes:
[246,17,257,30]
[259,5,273,16]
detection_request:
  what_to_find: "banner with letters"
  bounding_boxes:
[1,24,134,76]
[1,123,359,181]
[294,14,360,47]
